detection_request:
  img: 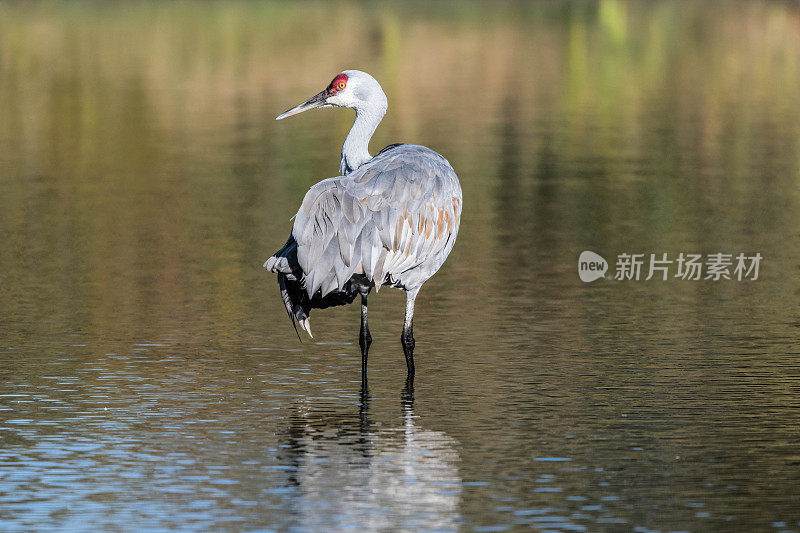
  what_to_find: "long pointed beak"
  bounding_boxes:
[275,90,330,120]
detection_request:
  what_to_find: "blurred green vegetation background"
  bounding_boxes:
[1,1,798,350]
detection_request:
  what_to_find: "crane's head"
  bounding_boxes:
[275,70,388,120]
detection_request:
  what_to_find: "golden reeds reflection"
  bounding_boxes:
[1,2,798,347]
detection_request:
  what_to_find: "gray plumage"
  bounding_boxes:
[264,70,461,376]
[294,144,458,292]
[264,144,461,318]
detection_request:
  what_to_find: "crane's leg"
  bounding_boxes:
[401,288,419,375]
[359,294,372,377]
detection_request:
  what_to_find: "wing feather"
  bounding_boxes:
[290,144,462,297]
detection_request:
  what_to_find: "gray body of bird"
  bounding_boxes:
[264,70,462,375]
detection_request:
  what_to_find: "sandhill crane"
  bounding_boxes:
[264,70,462,376]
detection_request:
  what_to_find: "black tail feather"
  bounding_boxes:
[278,274,302,341]
[267,234,362,339]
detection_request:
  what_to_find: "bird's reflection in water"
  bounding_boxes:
[277,376,461,531]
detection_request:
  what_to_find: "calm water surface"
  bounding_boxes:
[2,2,800,531]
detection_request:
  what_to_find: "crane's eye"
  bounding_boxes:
[327,73,349,94]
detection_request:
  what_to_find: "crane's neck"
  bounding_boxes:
[340,106,385,175]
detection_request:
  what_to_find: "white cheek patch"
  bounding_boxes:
[327,93,346,107]
[330,89,358,108]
